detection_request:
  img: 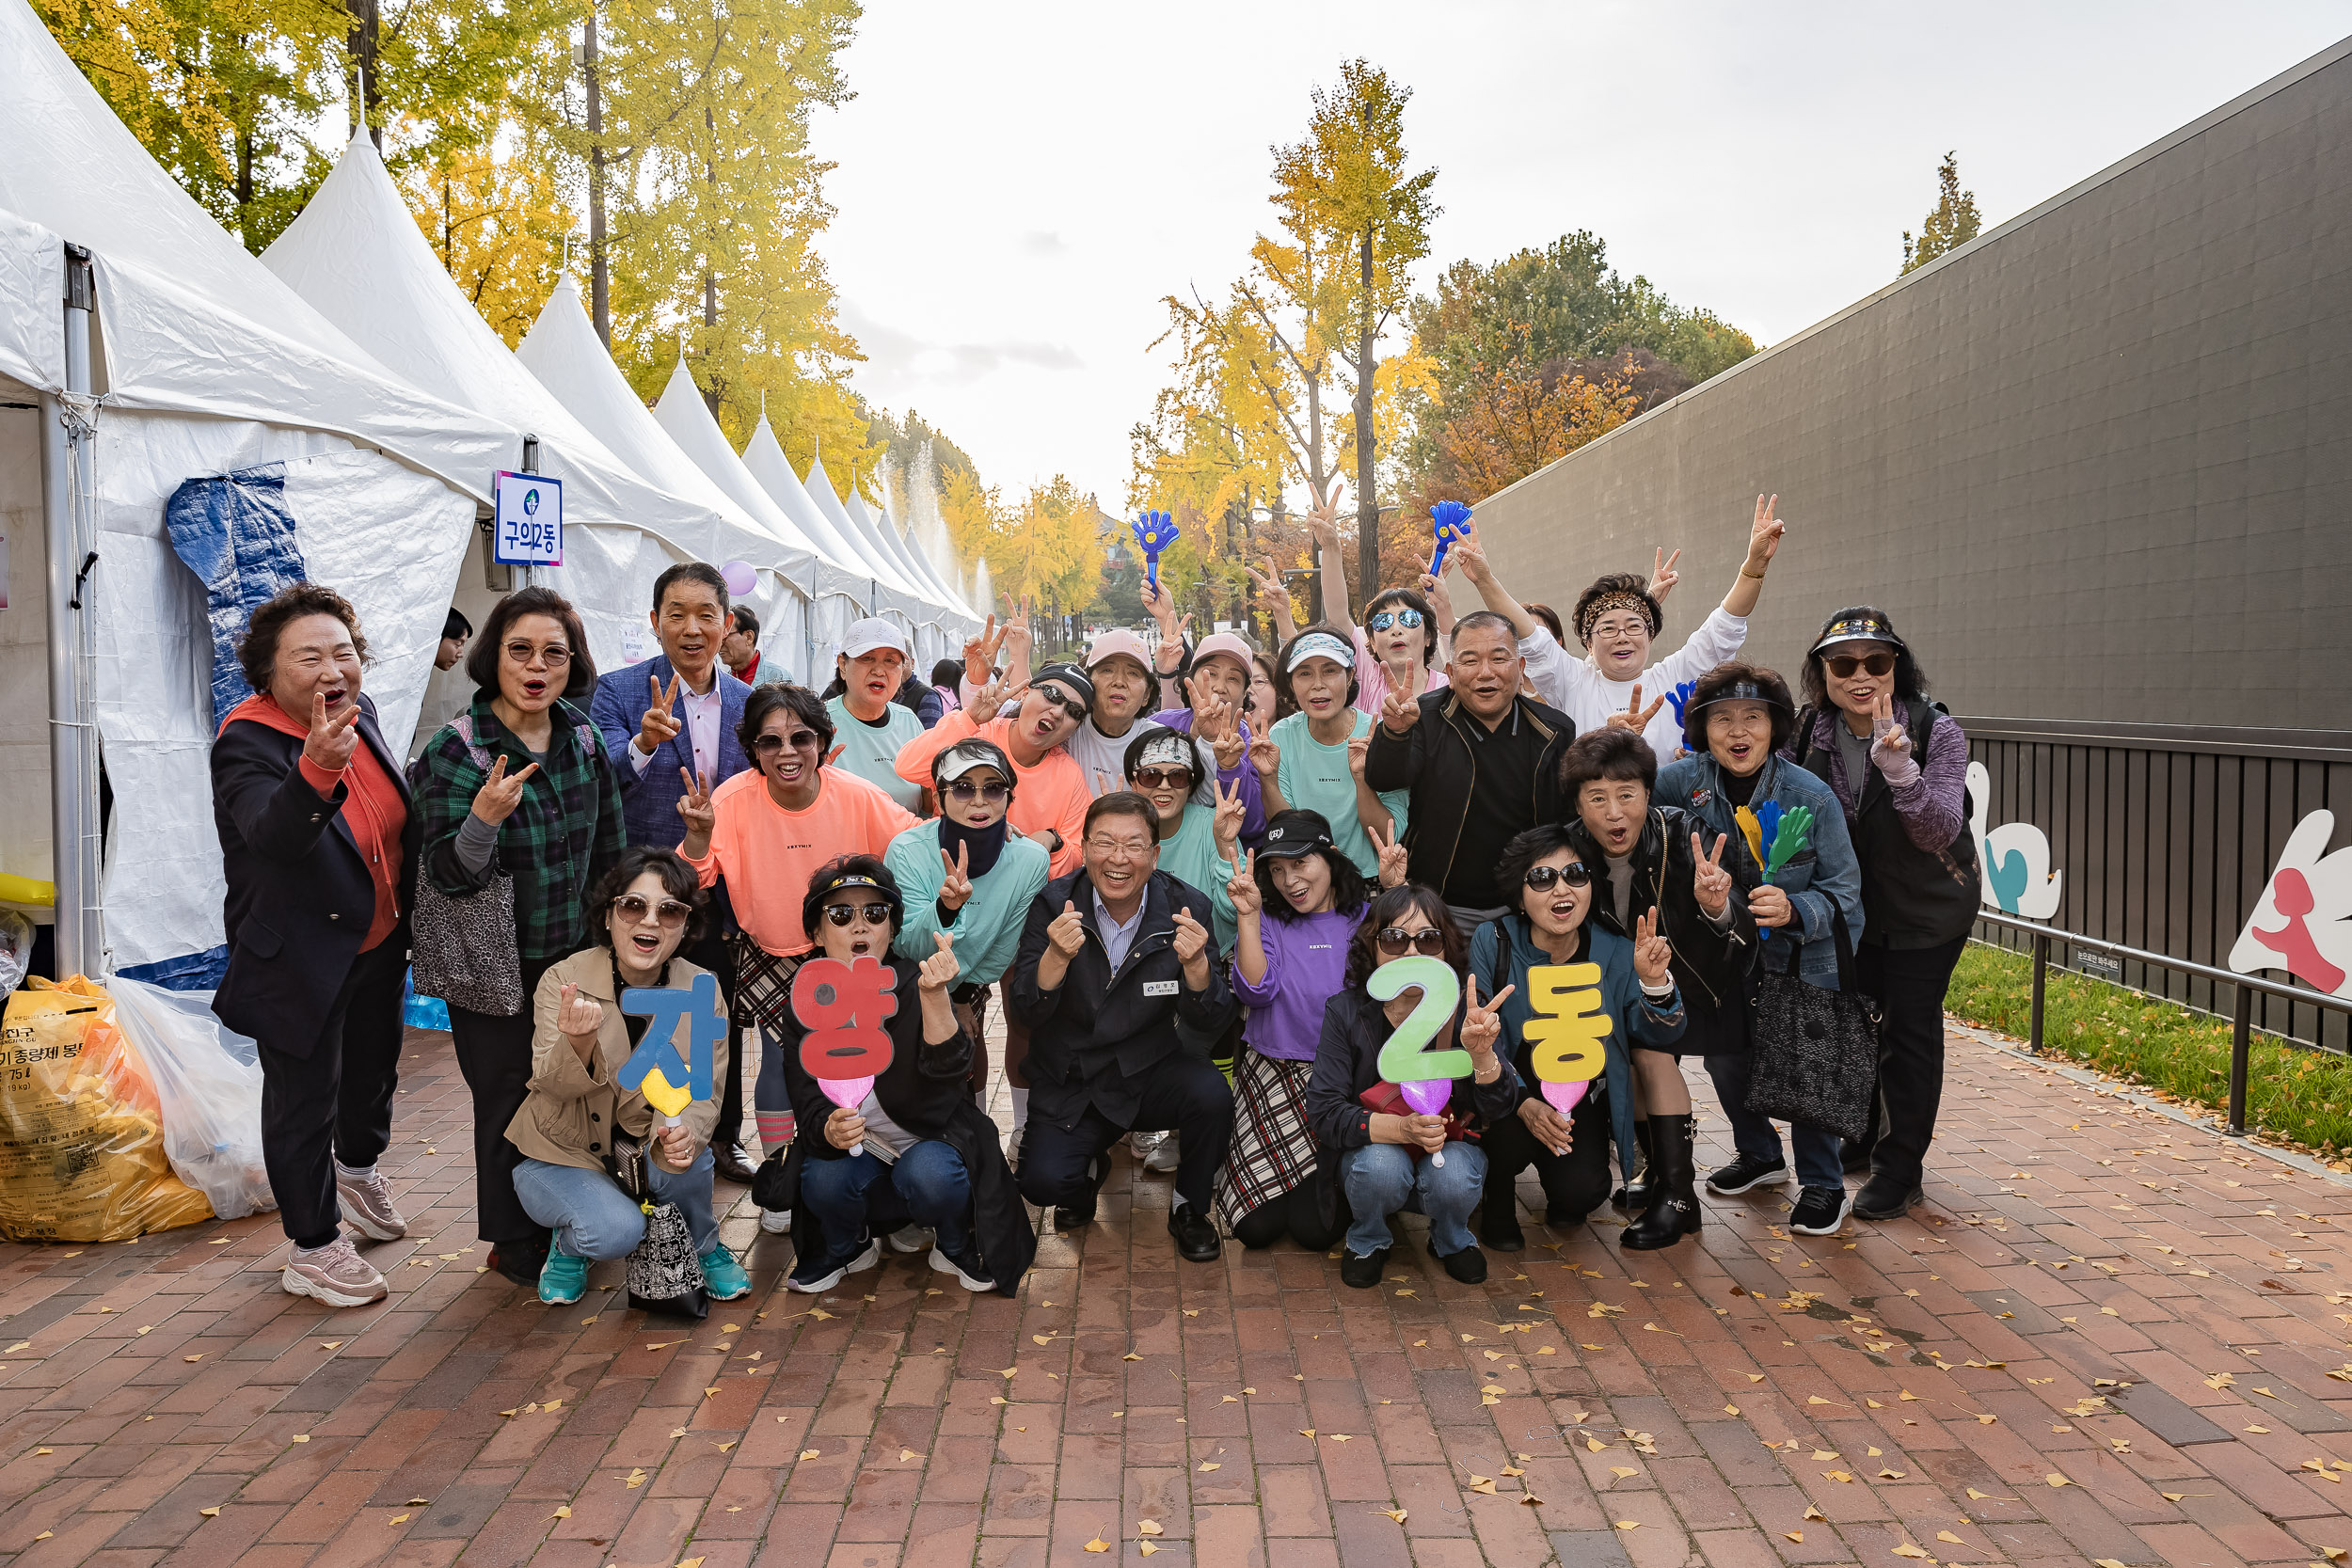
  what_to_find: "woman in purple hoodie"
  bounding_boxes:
[1786,607,1981,1223]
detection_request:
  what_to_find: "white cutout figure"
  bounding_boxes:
[1966,761,2062,919]
[2227,810,2352,998]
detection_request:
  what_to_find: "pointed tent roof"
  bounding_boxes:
[515,276,805,581]
[740,414,928,622]
[808,452,952,626]
[884,504,980,620]
[0,0,504,491]
[261,131,775,572]
[851,489,968,624]
[648,356,860,602]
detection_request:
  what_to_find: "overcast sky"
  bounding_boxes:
[808,1,2352,508]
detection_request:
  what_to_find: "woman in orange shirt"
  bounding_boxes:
[892,661,1092,879]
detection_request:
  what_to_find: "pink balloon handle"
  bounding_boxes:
[1540,1081,1588,1115]
[1399,1079,1453,1167]
[822,1075,876,1159]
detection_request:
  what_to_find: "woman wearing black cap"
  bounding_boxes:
[1787,609,1979,1221]
[1214,810,1383,1249]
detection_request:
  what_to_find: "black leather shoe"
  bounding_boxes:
[1340,1245,1389,1289]
[489,1235,547,1286]
[1053,1157,1102,1229]
[1168,1204,1220,1262]
[1851,1173,1923,1220]
[1706,1151,1790,1196]
[711,1142,760,1186]
[1477,1202,1524,1253]
[1432,1239,1487,1284]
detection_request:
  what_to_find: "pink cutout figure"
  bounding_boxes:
[2250,868,2346,993]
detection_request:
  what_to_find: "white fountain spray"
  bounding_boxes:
[973,557,993,613]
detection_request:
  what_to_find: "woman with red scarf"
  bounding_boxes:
[211,582,420,1309]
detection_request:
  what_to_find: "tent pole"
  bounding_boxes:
[40,243,103,977]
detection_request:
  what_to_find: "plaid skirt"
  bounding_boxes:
[1214,1048,1319,1235]
[733,935,803,1034]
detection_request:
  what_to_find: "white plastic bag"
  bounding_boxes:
[0,911,30,995]
[104,977,276,1220]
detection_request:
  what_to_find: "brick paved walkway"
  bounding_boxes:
[0,1017,2346,1568]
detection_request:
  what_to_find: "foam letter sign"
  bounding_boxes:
[1369,954,1467,1165]
[791,956,900,1156]
[618,973,727,1123]
[1523,962,1608,1114]
[2229,810,2352,997]
[1967,761,2062,919]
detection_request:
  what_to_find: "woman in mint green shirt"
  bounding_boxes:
[1121,726,1244,953]
[885,737,1050,1095]
[1250,628,1410,882]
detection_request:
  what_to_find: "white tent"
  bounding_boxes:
[844,489,956,665]
[0,0,511,983]
[807,451,958,658]
[740,419,934,645]
[514,276,824,681]
[883,502,981,623]
[260,130,818,725]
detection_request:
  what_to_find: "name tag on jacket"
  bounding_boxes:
[1142,980,1179,998]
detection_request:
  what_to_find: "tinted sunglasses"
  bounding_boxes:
[1035,683,1089,721]
[1376,926,1447,958]
[613,894,692,928]
[1367,608,1424,633]
[503,640,571,667]
[1523,863,1592,892]
[1132,767,1195,792]
[754,729,822,754]
[1824,651,1896,678]
[946,779,1009,803]
[822,902,893,927]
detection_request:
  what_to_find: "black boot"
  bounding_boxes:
[1621,1115,1700,1250]
[1611,1119,1655,1211]
[1478,1178,1525,1252]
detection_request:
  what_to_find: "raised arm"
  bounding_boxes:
[1450,525,1535,641]
[1304,481,1356,641]
[1719,494,1786,619]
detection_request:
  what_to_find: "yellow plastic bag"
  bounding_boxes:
[0,977,213,1242]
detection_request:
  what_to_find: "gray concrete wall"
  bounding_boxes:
[1470,37,2352,737]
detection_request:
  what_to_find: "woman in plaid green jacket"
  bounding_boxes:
[411,588,626,1286]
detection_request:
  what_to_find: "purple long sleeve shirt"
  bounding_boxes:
[1804,708,1970,852]
[1231,909,1358,1061]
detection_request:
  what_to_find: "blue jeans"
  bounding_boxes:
[512,1149,719,1260]
[1340,1140,1487,1259]
[1704,1054,1845,1190]
[797,1141,972,1270]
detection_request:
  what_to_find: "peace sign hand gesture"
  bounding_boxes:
[1649,546,1682,604]
[1003,599,1034,667]
[917,929,960,993]
[1745,493,1786,571]
[675,767,715,838]
[1211,775,1247,853]
[302,689,362,774]
[1225,848,1261,918]
[1367,819,1409,889]
[1248,732,1281,782]
[973,673,1027,721]
[469,753,540,827]
[1867,691,1921,785]
[1241,560,1287,609]
[1305,478,1345,548]
[1459,974,1516,1066]
[962,615,1006,688]
[1632,907,1674,986]
[1606,682,1664,735]
[1378,664,1422,737]
[1691,831,1733,919]
[638,673,683,756]
[938,841,975,912]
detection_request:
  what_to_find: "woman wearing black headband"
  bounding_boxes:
[1654,662,1865,1234]
[1787,608,1979,1222]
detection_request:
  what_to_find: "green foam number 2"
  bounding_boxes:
[1369,955,1470,1084]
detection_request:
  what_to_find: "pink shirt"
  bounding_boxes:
[1351,626,1449,718]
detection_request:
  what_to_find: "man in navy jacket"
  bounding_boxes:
[587,561,760,1180]
[1008,791,1235,1261]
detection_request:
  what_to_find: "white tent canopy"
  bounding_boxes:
[259,131,816,700]
[0,0,509,980]
[741,417,931,631]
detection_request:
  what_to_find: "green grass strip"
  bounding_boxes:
[1947,941,2352,1161]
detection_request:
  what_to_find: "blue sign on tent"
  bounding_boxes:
[492,470,563,565]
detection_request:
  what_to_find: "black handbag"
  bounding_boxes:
[1744,908,1882,1145]
[406,721,523,1016]
[611,1134,709,1320]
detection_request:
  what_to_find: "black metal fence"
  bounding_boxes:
[1962,718,2352,1053]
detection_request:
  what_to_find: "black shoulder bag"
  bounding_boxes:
[1743,907,1882,1145]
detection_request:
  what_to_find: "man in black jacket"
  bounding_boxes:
[211,583,421,1309]
[1008,791,1234,1260]
[1363,610,1576,937]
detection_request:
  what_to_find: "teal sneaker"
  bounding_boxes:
[700,1244,752,1301]
[538,1248,589,1306]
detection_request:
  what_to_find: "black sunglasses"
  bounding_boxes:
[1824,651,1896,678]
[1033,683,1089,721]
[946,779,1009,803]
[1375,927,1447,958]
[1524,863,1593,892]
[823,902,892,927]
[1132,767,1195,792]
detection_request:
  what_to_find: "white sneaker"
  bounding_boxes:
[281,1235,388,1307]
[886,1225,930,1254]
[759,1207,793,1234]
[1144,1135,1182,1175]
[930,1245,991,1291]
[1128,1130,1165,1162]
[787,1239,880,1293]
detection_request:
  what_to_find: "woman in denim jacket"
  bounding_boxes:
[1654,662,1864,1235]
